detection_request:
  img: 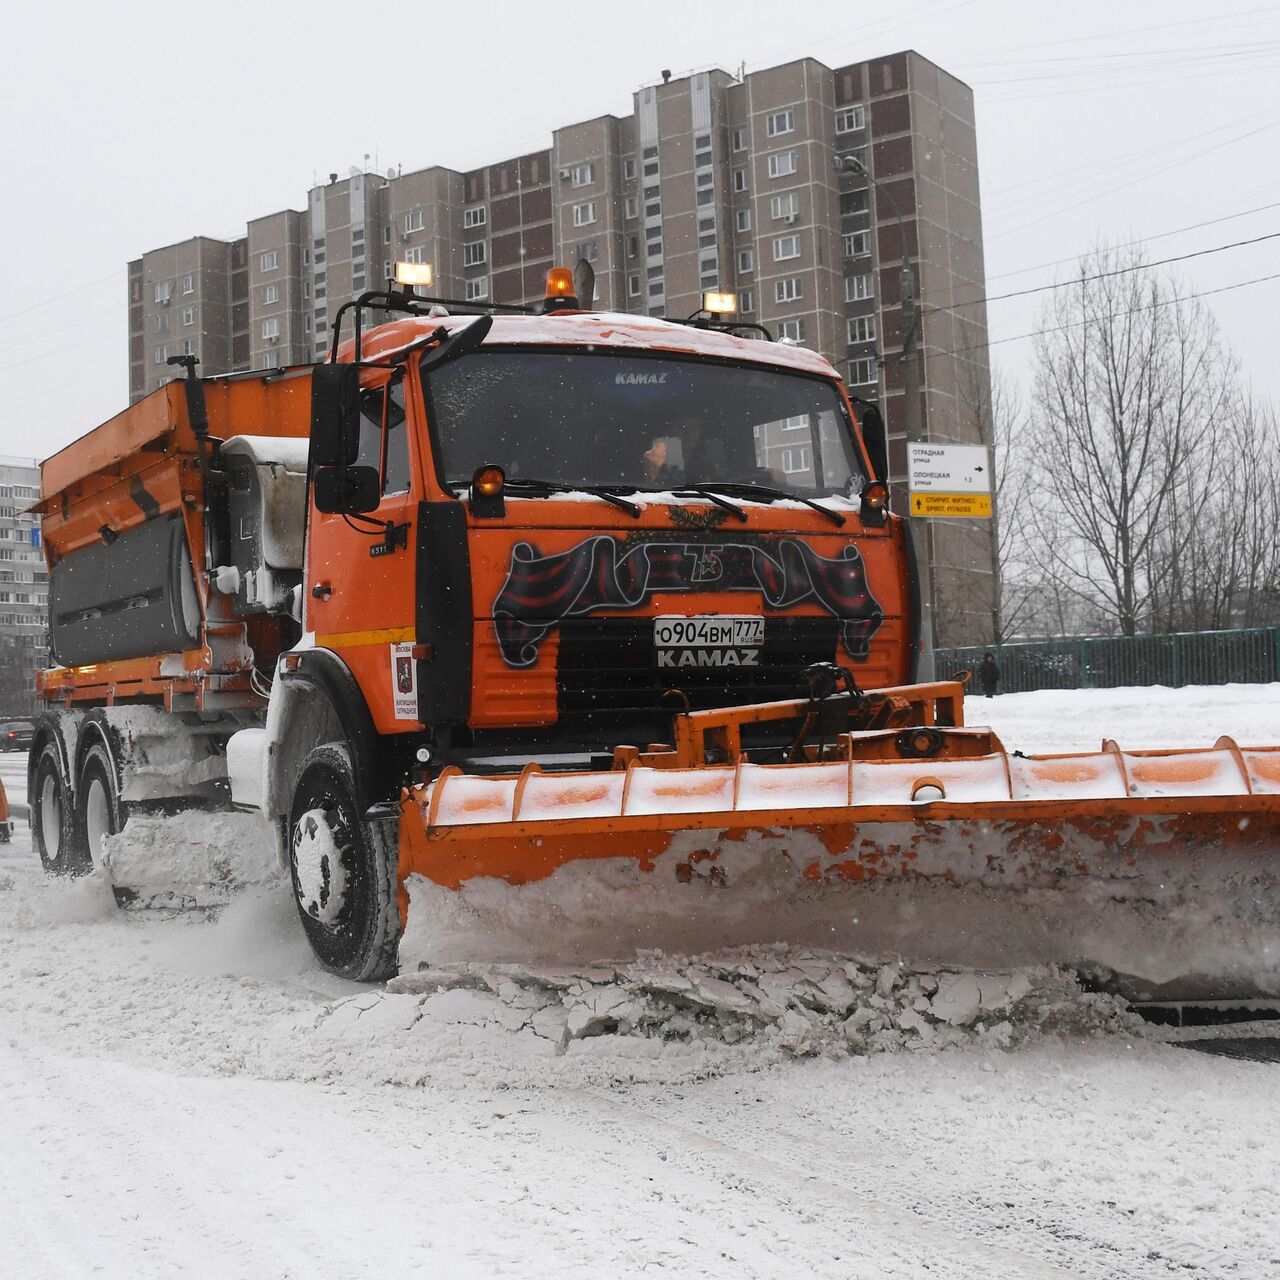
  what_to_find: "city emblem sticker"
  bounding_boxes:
[390,642,418,720]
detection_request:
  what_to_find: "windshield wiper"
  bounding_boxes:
[501,478,642,518]
[687,481,847,527]
[673,486,748,523]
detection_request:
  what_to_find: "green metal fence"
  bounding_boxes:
[936,628,1280,694]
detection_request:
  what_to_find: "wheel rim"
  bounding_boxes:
[84,775,112,868]
[40,774,61,861]
[292,804,351,926]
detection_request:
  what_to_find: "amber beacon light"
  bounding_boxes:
[544,266,578,309]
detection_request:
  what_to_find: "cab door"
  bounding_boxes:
[305,368,422,734]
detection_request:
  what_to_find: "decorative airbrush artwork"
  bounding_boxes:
[492,535,884,668]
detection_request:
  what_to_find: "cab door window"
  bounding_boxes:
[383,375,410,495]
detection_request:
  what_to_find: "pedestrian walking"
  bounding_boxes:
[978,651,1000,698]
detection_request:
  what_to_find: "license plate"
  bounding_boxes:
[653,615,764,669]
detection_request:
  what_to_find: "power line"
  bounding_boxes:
[927,270,1280,364]
[985,200,1280,282]
[929,230,1280,315]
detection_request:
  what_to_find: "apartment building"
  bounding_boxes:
[0,457,47,716]
[127,51,993,644]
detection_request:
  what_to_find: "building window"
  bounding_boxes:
[775,276,803,303]
[739,289,754,313]
[736,209,751,232]
[628,274,641,298]
[153,345,168,364]
[848,358,876,386]
[181,274,194,294]
[154,281,172,304]
[848,316,876,343]
[766,109,795,137]
[572,201,597,227]
[463,241,487,266]
[261,284,279,305]
[767,151,797,179]
[778,319,804,342]
[731,127,746,151]
[463,205,487,228]
[836,104,866,133]
[625,196,639,220]
[382,227,392,245]
[156,312,169,333]
[732,168,748,193]
[696,189,714,207]
[570,163,594,187]
[262,318,280,341]
[737,249,753,273]
[769,193,799,221]
[304,315,311,333]
[628,235,639,258]
[181,306,195,326]
[404,246,426,263]
[303,281,311,299]
[846,273,874,301]
[465,277,489,301]
[182,339,195,356]
[623,158,636,180]
[843,230,870,258]
[781,446,811,473]
[404,210,424,233]
[259,250,279,272]
[695,171,714,190]
[772,235,801,261]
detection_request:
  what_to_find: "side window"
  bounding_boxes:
[356,385,384,471]
[382,375,410,495]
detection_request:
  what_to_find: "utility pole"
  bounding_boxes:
[835,154,934,679]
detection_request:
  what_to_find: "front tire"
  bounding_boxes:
[32,739,83,875]
[288,744,399,981]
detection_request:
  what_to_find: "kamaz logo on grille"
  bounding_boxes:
[615,372,668,385]
[656,649,760,668]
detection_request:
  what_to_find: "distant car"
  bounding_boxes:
[0,720,33,752]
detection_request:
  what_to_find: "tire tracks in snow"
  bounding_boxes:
[565,1086,1085,1279]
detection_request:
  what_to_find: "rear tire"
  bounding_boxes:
[32,739,84,875]
[288,744,399,982]
[75,742,125,874]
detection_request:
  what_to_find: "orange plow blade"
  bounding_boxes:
[398,688,1280,998]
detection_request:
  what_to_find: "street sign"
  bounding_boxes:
[909,492,992,519]
[907,442,992,519]
[907,443,991,493]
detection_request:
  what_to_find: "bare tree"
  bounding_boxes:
[1030,246,1232,635]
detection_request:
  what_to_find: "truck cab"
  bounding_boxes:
[305,298,914,772]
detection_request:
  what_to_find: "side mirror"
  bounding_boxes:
[310,364,361,467]
[314,465,380,514]
[857,402,888,483]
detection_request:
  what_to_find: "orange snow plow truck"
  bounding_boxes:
[29,268,1280,992]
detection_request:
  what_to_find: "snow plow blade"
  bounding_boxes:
[399,682,1280,997]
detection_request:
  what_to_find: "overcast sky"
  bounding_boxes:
[3,0,1278,459]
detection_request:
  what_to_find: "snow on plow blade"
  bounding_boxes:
[398,684,1280,996]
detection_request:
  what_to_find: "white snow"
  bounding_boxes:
[1,686,1279,1276]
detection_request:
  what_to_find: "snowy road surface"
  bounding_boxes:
[2,685,1279,1278]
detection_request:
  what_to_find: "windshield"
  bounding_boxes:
[423,349,866,497]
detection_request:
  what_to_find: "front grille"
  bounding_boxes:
[556,616,839,732]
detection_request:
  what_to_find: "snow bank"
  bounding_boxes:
[368,947,1142,1065]
[101,810,280,909]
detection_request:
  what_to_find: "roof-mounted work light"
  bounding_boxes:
[702,290,738,315]
[394,261,434,288]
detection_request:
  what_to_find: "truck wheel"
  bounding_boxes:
[33,740,84,875]
[288,744,399,981]
[76,742,124,873]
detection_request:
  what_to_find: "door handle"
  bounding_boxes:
[311,581,333,600]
